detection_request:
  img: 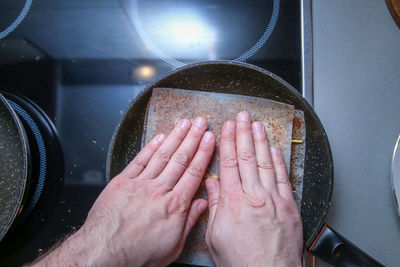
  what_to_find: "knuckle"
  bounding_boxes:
[174,152,190,167]
[258,160,274,170]
[221,131,235,141]
[167,193,189,215]
[276,177,290,185]
[237,123,251,133]
[221,154,238,168]
[132,157,147,169]
[150,186,165,199]
[156,150,170,164]
[243,190,267,208]
[108,177,127,189]
[187,163,204,179]
[208,198,219,209]
[238,151,256,163]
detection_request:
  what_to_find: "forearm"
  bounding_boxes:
[29,228,112,267]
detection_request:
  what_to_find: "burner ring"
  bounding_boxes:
[0,92,64,253]
[0,0,33,39]
[7,100,47,211]
[131,0,280,67]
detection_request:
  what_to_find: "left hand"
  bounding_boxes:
[205,112,303,267]
[34,117,215,267]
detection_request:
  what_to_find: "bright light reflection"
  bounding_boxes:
[167,18,216,45]
[133,65,156,81]
[132,3,217,64]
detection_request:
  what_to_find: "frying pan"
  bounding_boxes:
[0,93,30,242]
[106,61,383,266]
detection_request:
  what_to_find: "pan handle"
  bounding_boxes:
[308,224,384,266]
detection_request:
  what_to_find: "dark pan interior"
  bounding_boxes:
[106,61,334,249]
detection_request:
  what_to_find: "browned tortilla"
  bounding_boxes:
[143,88,295,173]
[290,110,306,210]
[141,88,297,266]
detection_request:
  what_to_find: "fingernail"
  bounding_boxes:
[271,146,280,156]
[194,117,207,129]
[180,119,191,130]
[237,111,250,122]
[197,201,207,213]
[252,122,264,133]
[225,120,235,132]
[155,134,166,144]
[205,179,217,193]
[203,131,214,142]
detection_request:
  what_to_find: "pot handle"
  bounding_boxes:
[308,224,384,266]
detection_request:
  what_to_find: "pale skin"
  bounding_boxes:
[205,111,303,267]
[32,111,302,267]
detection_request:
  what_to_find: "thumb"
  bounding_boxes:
[205,178,220,227]
[181,199,208,242]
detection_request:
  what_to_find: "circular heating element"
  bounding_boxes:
[130,0,280,67]
[7,99,47,220]
[0,93,64,243]
[0,0,33,39]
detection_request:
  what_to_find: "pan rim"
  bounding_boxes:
[105,60,334,250]
[106,60,308,178]
[0,92,29,242]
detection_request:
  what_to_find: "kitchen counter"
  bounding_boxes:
[313,0,400,266]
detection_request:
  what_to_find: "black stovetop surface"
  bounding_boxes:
[0,0,301,265]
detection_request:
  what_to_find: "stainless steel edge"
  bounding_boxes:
[301,0,314,106]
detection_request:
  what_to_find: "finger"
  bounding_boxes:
[121,134,166,178]
[205,178,220,227]
[236,111,264,194]
[139,119,191,179]
[219,120,242,191]
[173,131,215,200]
[271,146,294,199]
[181,199,208,245]
[159,117,208,188]
[252,122,278,194]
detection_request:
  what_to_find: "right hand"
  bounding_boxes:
[33,117,215,267]
[205,111,303,267]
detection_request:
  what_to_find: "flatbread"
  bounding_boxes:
[290,110,306,210]
[142,88,296,266]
